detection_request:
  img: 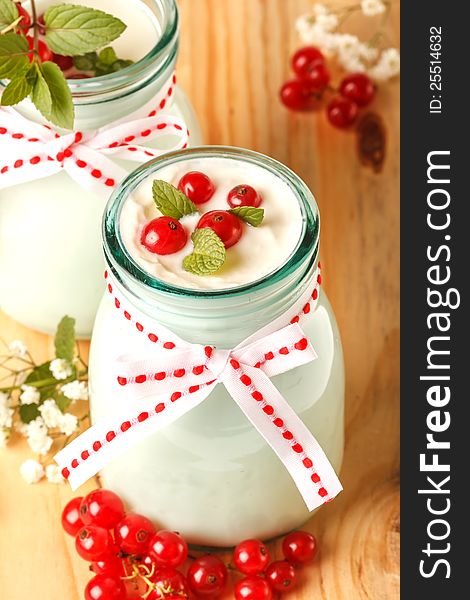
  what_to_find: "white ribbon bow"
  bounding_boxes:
[55,266,342,511]
[0,73,188,196]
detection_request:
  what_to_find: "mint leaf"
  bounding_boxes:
[31,64,52,115]
[152,180,198,219]
[44,4,126,56]
[19,403,40,424]
[0,33,28,79]
[183,228,226,276]
[0,0,18,31]
[0,66,33,105]
[229,206,265,227]
[37,61,74,129]
[73,51,97,71]
[98,46,117,65]
[54,316,76,362]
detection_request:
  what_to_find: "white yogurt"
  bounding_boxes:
[120,157,304,289]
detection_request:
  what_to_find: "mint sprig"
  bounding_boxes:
[183,228,226,276]
[152,180,198,219]
[44,4,126,56]
[0,0,128,129]
[229,206,265,227]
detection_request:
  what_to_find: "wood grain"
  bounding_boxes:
[0,1,400,598]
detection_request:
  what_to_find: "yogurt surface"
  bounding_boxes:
[119,157,304,290]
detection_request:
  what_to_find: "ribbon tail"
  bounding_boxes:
[63,145,128,196]
[221,364,342,511]
[55,383,215,490]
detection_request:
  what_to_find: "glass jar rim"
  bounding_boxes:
[103,146,320,299]
[66,0,178,100]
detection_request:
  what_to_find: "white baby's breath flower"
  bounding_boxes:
[312,3,329,17]
[50,358,73,381]
[358,43,379,62]
[19,385,40,406]
[21,417,45,438]
[8,340,28,358]
[58,413,78,436]
[0,403,14,429]
[61,380,88,401]
[45,464,65,484]
[316,13,339,33]
[369,47,400,80]
[0,429,10,449]
[339,53,367,73]
[20,459,44,484]
[333,33,362,56]
[28,432,53,456]
[39,399,63,429]
[0,392,9,407]
[361,0,386,17]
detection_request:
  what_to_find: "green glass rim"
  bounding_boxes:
[103,146,320,299]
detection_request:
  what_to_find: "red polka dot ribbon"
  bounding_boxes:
[0,73,189,196]
[55,264,343,512]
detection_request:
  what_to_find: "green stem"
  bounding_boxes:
[0,370,88,393]
[30,0,39,61]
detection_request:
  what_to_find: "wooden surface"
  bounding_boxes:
[0,1,400,598]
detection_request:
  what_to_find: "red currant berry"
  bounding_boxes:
[292,46,325,79]
[37,13,46,35]
[85,575,126,600]
[303,63,330,91]
[178,171,215,205]
[339,72,376,107]
[233,539,270,575]
[227,185,262,209]
[26,36,53,63]
[75,525,115,562]
[282,531,317,564]
[187,554,228,598]
[52,53,74,72]
[61,496,84,536]
[148,530,188,569]
[141,216,188,255]
[265,561,297,593]
[280,79,323,112]
[149,567,189,598]
[196,211,243,248]
[124,577,148,599]
[234,576,273,600]
[91,556,125,578]
[114,513,156,555]
[80,489,125,530]
[15,3,31,34]
[326,97,359,129]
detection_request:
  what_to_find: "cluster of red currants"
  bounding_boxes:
[280,46,377,129]
[141,171,263,255]
[61,489,318,600]
[15,2,75,72]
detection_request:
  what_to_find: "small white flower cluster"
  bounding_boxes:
[361,0,387,17]
[8,340,28,358]
[0,392,14,449]
[296,3,399,81]
[50,358,73,380]
[19,385,40,405]
[61,380,88,401]
[19,459,64,484]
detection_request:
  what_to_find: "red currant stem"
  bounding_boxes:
[29,0,40,62]
[366,5,393,48]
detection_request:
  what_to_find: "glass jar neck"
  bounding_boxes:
[104,147,320,347]
[4,0,178,131]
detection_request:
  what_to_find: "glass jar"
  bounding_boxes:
[0,0,202,338]
[89,147,344,547]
